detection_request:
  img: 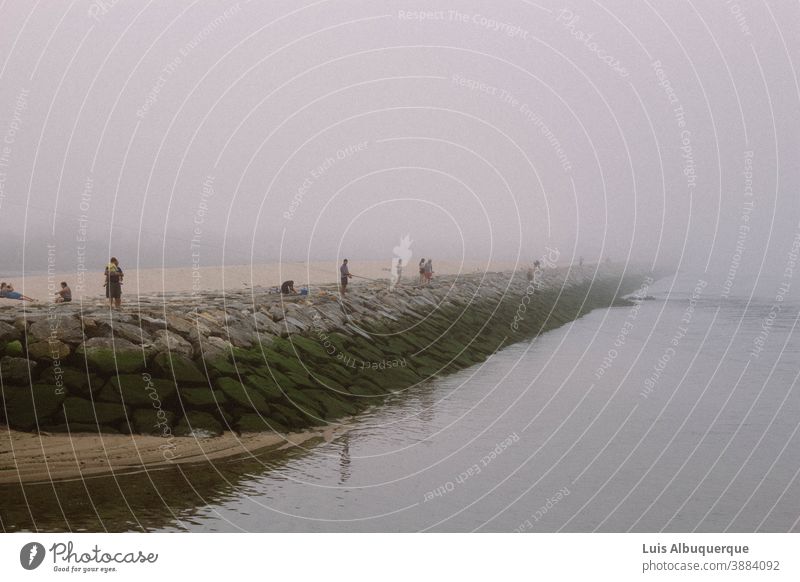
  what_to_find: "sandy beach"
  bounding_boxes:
[5,259,525,303]
[0,425,347,485]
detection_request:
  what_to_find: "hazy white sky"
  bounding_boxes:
[0,0,797,296]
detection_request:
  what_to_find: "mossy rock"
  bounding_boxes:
[103,375,177,407]
[345,381,387,397]
[305,389,359,419]
[244,375,285,401]
[203,355,238,377]
[154,352,206,383]
[0,356,38,383]
[39,366,98,398]
[76,347,146,375]
[179,387,227,409]
[215,377,270,414]
[285,335,331,360]
[4,340,23,357]
[230,347,266,366]
[62,397,129,425]
[128,407,175,435]
[174,411,224,437]
[1,384,66,430]
[270,403,314,429]
[236,413,288,434]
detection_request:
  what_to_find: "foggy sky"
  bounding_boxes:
[0,0,797,297]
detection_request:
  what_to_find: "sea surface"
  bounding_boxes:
[3,279,799,532]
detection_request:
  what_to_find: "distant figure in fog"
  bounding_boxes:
[424,259,434,285]
[0,282,34,302]
[54,282,71,303]
[104,257,124,309]
[280,280,296,295]
[526,266,534,284]
[418,258,426,285]
[340,259,353,296]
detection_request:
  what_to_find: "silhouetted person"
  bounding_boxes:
[340,259,353,295]
[280,280,296,294]
[104,257,124,309]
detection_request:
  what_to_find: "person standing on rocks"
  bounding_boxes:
[424,259,434,285]
[104,257,124,309]
[340,259,353,296]
[418,258,426,285]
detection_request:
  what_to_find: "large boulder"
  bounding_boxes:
[3,339,23,357]
[29,316,84,344]
[131,408,175,436]
[153,351,206,383]
[236,413,287,434]
[152,329,194,358]
[179,387,227,409]
[1,384,65,430]
[215,377,270,414]
[0,320,20,342]
[27,340,70,361]
[76,337,146,374]
[174,411,224,437]
[39,366,98,397]
[102,374,177,407]
[196,335,233,361]
[0,356,38,383]
[62,397,129,425]
[99,321,152,344]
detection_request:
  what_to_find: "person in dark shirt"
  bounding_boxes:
[280,280,296,294]
[340,259,353,295]
[104,257,124,309]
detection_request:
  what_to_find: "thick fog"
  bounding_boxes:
[0,0,797,296]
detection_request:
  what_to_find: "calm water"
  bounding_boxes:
[4,285,799,532]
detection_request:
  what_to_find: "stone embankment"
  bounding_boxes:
[0,266,649,438]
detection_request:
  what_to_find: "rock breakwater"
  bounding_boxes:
[0,266,649,438]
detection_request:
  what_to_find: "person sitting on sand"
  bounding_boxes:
[0,282,34,302]
[340,259,353,295]
[54,281,71,303]
[280,280,296,295]
[104,257,124,309]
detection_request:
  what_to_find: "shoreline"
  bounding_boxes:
[0,265,652,485]
[0,424,346,485]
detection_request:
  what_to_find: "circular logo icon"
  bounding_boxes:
[20,542,46,570]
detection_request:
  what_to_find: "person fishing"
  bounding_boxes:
[340,259,353,295]
[104,257,124,309]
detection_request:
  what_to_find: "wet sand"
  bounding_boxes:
[0,425,346,485]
